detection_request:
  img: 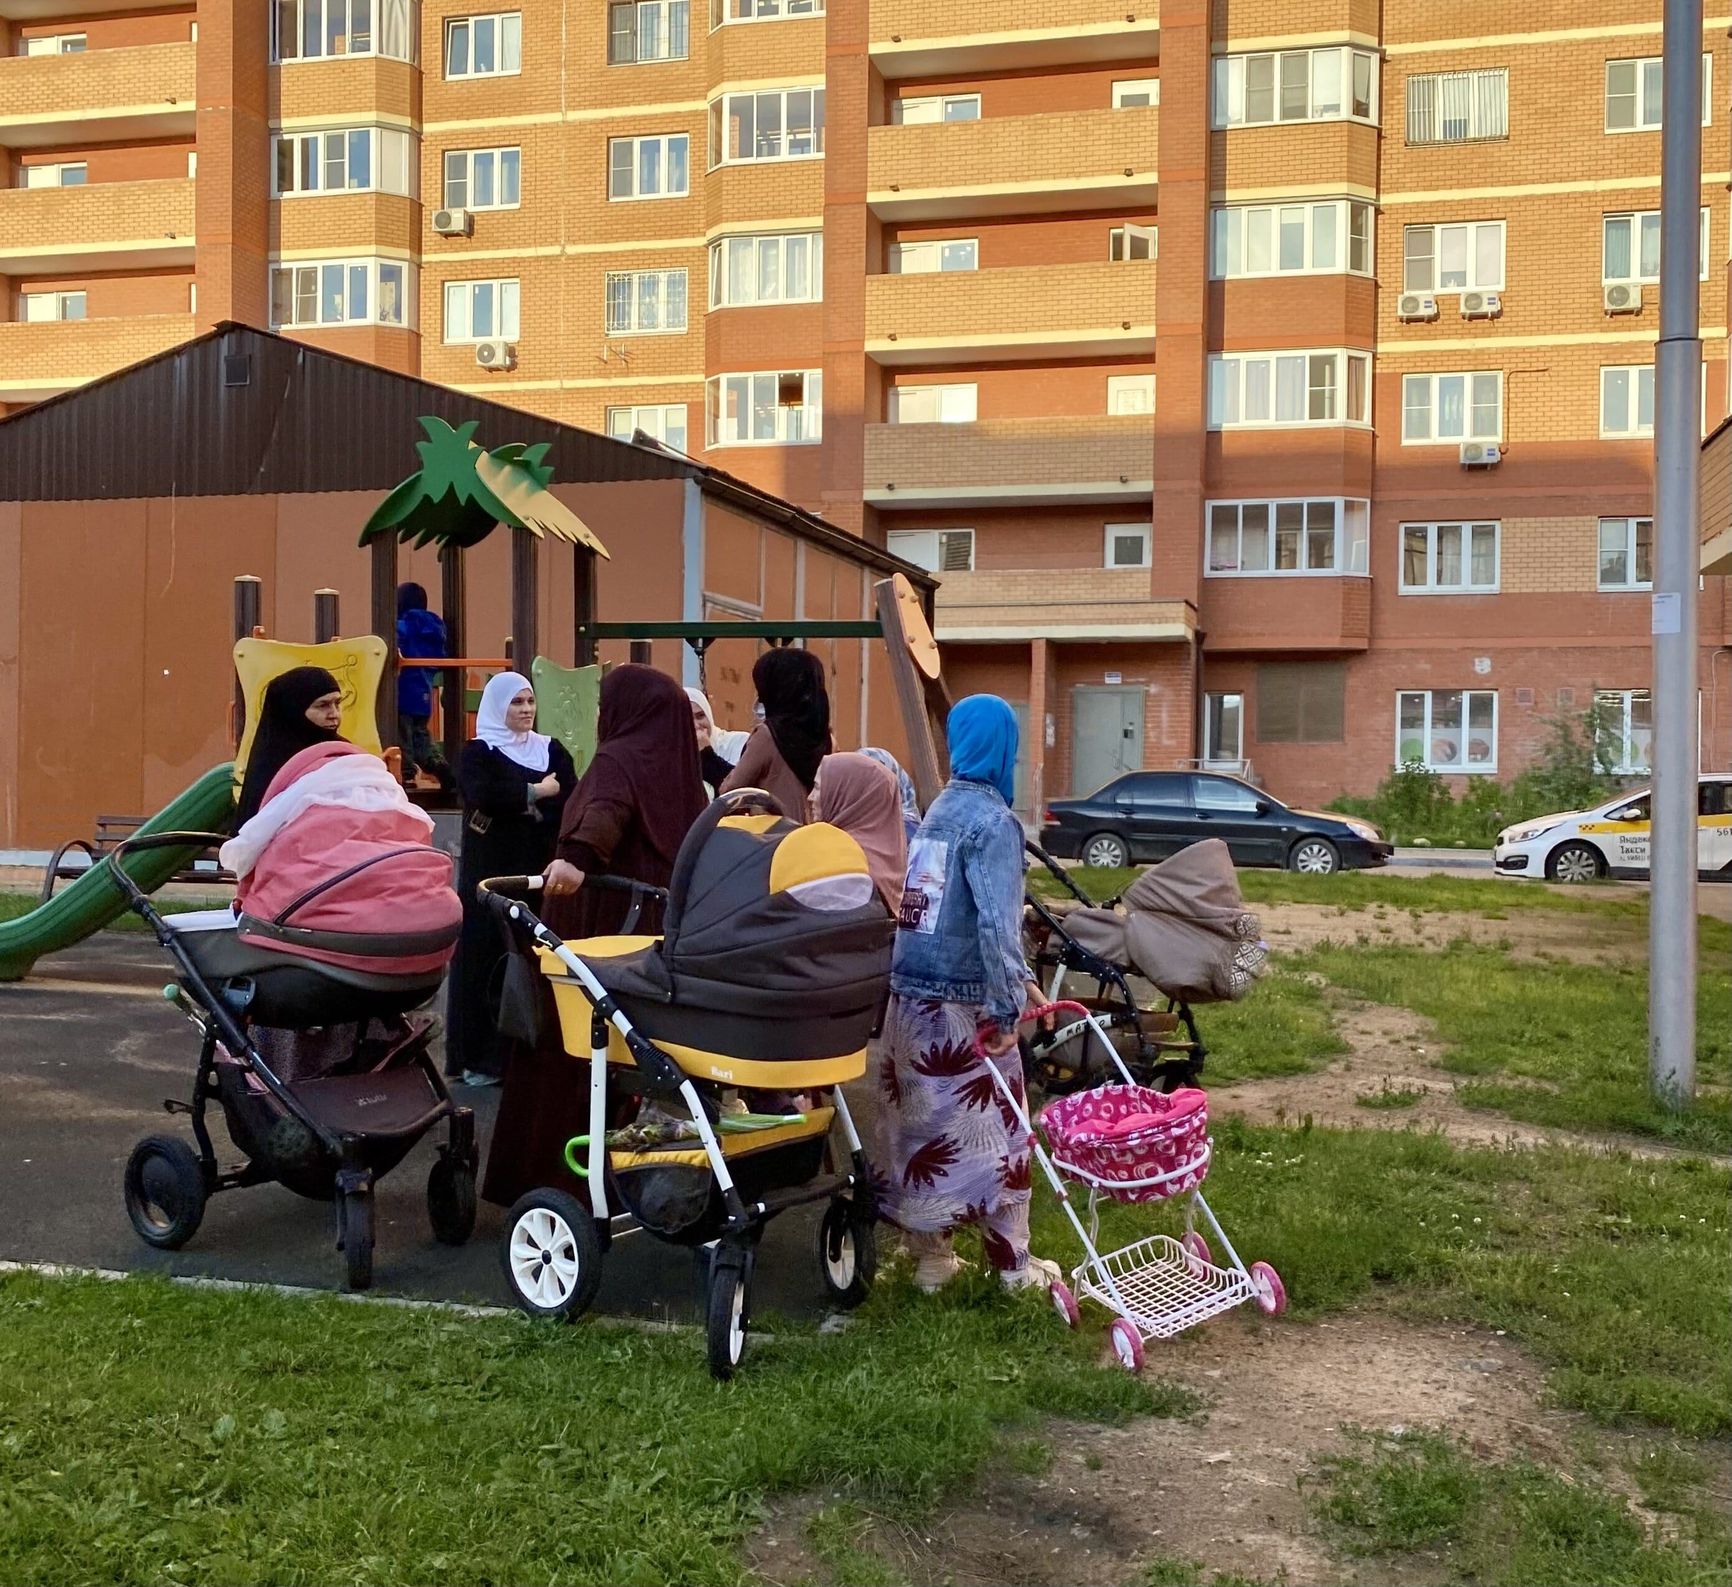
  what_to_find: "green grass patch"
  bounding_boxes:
[0,1268,1186,1586]
[0,891,221,932]
[1312,1427,1729,1584]
[1193,966,1345,1086]
[1036,1119,1731,1438]
[1298,940,1732,1152]
[1354,1081,1426,1110]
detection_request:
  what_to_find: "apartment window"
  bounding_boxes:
[1257,662,1346,744]
[1397,690,1497,773]
[609,0,688,64]
[273,128,415,197]
[1110,224,1157,261]
[886,529,974,573]
[1602,208,1710,283]
[1112,78,1159,108]
[270,259,412,327]
[705,370,822,445]
[1207,498,1370,576]
[1405,68,1508,145]
[1208,350,1371,428]
[1402,221,1504,292]
[1605,54,1711,130]
[1598,517,1653,590]
[445,12,521,77]
[1212,199,1373,278]
[21,33,86,54]
[19,291,86,322]
[1212,46,1377,128]
[607,403,688,452]
[889,383,976,424]
[1400,371,1502,444]
[20,163,86,188]
[890,238,977,273]
[272,1,415,63]
[709,87,825,165]
[1595,689,1652,774]
[1107,374,1155,415]
[1400,521,1500,593]
[608,133,690,198]
[709,232,822,306]
[442,277,520,341]
[893,93,980,124]
[443,147,521,209]
[1105,523,1151,568]
[712,0,823,21]
[1600,365,1655,438]
[605,268,688,334]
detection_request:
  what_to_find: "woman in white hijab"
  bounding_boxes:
[448,672,578,1084]
[685,685,752,792]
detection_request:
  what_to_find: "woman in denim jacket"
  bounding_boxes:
[877,695,1058,1294]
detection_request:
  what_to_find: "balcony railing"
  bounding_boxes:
[0,314,198,407]
[870,3,1160,79]
[932,567,1191,644]
[0,179,196,275]
[865,414,1154,509]
[0,41,195,148]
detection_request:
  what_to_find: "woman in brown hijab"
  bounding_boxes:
[482,664,708,1207]
[720,647,831,822]
[811,752,906,916]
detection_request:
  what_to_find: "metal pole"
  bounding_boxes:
[1650,0,1702,1107]
[232,574,262,744]
[313,588,339,644]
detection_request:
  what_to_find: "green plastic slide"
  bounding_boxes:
[0,762,237,983]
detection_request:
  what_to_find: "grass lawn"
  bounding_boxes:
[0,890,220,932]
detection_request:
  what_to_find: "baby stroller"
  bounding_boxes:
[1021,839,1264,1096]
[482,789,894,1379]
[111,832,476,1291]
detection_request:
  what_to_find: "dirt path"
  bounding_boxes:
[748,1310,1730,1587]
[1257,900,1646,965]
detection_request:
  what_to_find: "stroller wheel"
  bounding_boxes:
[1108,1317,1146,1373]
[427,1152,477,1247]
[706,1246,752,1381]
[501,1189,603,1320]
[1181,1230,1213,1275]
[123,1136,208,1250]
[817,1199,876,1309]
[339,1187,374,1292]
[1249,1261,1288,1316]
[1049,1280,1080,1330]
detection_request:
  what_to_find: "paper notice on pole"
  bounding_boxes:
[1651,592,1682,635]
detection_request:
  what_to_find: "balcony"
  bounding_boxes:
[868,107,1157,220]
[0,314,197,407]
[866,259,1154,364]
[1199,575,1371,653]
[870,3,1160,79]
[0,41,195,149]
[865,414,1154,509]
[0,179,195,274]
[933,567,1191,645]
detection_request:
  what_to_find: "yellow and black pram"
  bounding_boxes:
[479,789,893,1378]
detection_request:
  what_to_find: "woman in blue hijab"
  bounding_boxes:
[876,695,1057,1295]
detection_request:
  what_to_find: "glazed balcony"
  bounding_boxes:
[0,178,195,274]
[866,258,1154,364]
[933,567,1190,644]
[864,414,1154,509]
[0,313,198,406]
[870,2,1160,78]
[868,106,1157,219]
[0,40,195,149]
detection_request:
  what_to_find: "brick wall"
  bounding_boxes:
[0,177,195,251]
[0,41,195,124]
[868,105,1156,194]
[0,314,197,386]
[865,257,1153,341]
[870,1,1138,43]
[866,413,1154,491]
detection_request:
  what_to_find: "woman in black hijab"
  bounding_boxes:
[719,647,831,822]
[235,667,345,824]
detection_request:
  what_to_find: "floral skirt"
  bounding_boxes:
[873,993,1032,1258]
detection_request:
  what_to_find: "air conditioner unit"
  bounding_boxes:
[474,339,515,370]
[1396,292,1438,322]
[1459,441,1502,468]
[1460,291,1502,319]
[432,207,473,237]
[1604,282,1642,315]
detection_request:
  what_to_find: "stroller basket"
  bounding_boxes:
[1041,1085,1211,1204]
[1075,1234,1256,1341]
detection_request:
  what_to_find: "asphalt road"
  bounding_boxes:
[0,934,842,1324]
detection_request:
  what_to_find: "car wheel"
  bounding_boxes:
[1546,842,1603,883]
[1289,838,1339,875]
[1082,832,1130,869]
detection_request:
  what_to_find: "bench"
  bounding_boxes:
[39,816,234,904]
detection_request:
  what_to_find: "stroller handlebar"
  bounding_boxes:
[477,874,545,899]
[971,1000,1092,1059]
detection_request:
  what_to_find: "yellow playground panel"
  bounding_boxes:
[233,636,388,780]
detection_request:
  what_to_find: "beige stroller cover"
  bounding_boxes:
[1065,838,1266,1003]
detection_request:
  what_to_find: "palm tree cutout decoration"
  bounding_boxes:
[359,416,610,558]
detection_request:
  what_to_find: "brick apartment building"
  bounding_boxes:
[1,1,1728,812]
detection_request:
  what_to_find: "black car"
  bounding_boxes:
[1040,772,1392,874]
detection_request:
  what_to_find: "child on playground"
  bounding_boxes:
[396,582,456,792]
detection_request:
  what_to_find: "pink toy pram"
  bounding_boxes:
[980,1001,1287,1371]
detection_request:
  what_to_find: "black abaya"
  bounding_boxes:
[446,737,577,1077]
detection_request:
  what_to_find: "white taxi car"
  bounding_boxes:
[1494,773,1732,882]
